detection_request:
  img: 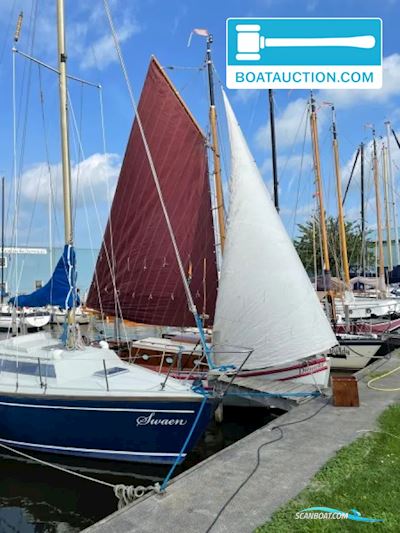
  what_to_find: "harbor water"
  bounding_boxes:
[0,326,280,533]
[0,407,278,532]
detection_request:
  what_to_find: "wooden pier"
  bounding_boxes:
[84,355,400,533]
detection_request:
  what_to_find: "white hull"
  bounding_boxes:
[335,297,399,320]
[0,306,50,330]
[231,356,331,388]
[327,342,380,370]
[51,308,90,325]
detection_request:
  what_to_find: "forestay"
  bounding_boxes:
[213,92,337,369]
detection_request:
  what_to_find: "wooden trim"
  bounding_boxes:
[150,55,206,139]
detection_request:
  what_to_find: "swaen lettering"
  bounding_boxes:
[136,412,188,427]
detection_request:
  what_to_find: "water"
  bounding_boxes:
[0,406,281,532]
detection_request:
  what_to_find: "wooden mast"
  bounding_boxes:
[206,34,225,254]
[268,89,279,211]
[57,0,76,345]
[330,105,350,288]
[371,128,386,291]
[382,143,393,272]
[360,142,366,275]
[385,120,400,267]
[309,93,334,314]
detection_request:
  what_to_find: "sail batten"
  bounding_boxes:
[87,58,218,327]
[213,92,337,369]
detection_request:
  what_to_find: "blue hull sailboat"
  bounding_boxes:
[0,0,211,465]
[0,330,210,464]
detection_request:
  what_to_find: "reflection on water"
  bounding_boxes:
[0,406,281,532]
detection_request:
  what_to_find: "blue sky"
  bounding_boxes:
[0,0,399,257]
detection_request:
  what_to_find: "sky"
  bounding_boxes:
[0,0,399,259]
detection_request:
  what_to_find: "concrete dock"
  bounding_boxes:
[84,356,400,533]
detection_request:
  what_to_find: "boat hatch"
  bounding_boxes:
[0,359,56,377]
[93,367,129,377]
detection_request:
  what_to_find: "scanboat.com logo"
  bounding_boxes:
[296,506,384,523]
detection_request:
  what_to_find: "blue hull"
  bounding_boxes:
[0,394,212,464]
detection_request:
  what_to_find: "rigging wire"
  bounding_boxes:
[67,91,130,345]
[102,0,212,363]
[291,106,310,239]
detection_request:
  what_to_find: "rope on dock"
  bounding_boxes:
[367,364,400,392]
[0,440,160,508]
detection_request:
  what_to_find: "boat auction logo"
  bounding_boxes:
[296,507,384,523]
[226,18,382,89]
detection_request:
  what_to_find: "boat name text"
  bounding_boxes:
[136,412,187,427]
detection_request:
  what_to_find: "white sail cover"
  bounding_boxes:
[212,92,337,370]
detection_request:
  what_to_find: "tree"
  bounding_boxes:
[294,216,374,278]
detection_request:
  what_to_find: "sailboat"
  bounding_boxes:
[87,57,334,386]
[211,92,337,377]
[0,0,211,465]
[0,177,50,331]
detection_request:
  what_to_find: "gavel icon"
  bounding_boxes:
[235,24,376,61]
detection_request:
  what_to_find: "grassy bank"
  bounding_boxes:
[256,403,400,532]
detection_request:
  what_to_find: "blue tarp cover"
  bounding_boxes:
[9,245,79,309]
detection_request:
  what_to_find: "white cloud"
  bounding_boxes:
[80,17,141,71]
[254,97,329,151]
[19,152,120,208]
[306,0,319,12]
[5,0,142,71]
[233,89,259,104]
[319,54,400,108]
[280,201,315,217]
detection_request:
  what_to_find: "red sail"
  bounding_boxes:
[87,57,218,327]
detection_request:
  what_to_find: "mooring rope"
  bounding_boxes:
[0,440,160,508]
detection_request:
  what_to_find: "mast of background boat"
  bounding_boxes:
[206,34,225,256]
[269,89,279,211]
[330,104,350,289]
[309,93,335,321]
[57,0,75,343]
[385,121,400,268]
[382,143,393,272]
[1,177,4,305]
[360,142,366,275]
[371,128,386,293]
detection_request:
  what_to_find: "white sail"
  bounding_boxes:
[213,92,337,369]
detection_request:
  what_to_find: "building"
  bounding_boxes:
[1,247,98,300]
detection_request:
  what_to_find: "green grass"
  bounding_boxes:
[256,403,400,532]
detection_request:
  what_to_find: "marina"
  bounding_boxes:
[84,356,400,533]
[0,1,399,532]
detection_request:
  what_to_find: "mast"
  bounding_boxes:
[1,177,4,304]
[206,34,225,254]
[382,143,393,272]
[268,89,279,211]
[371,128,386,291]
[360,142,366,275]
[385,121,400,267]
[309,93,333,314]
[57,0,73,246]
[330,105,350,287]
